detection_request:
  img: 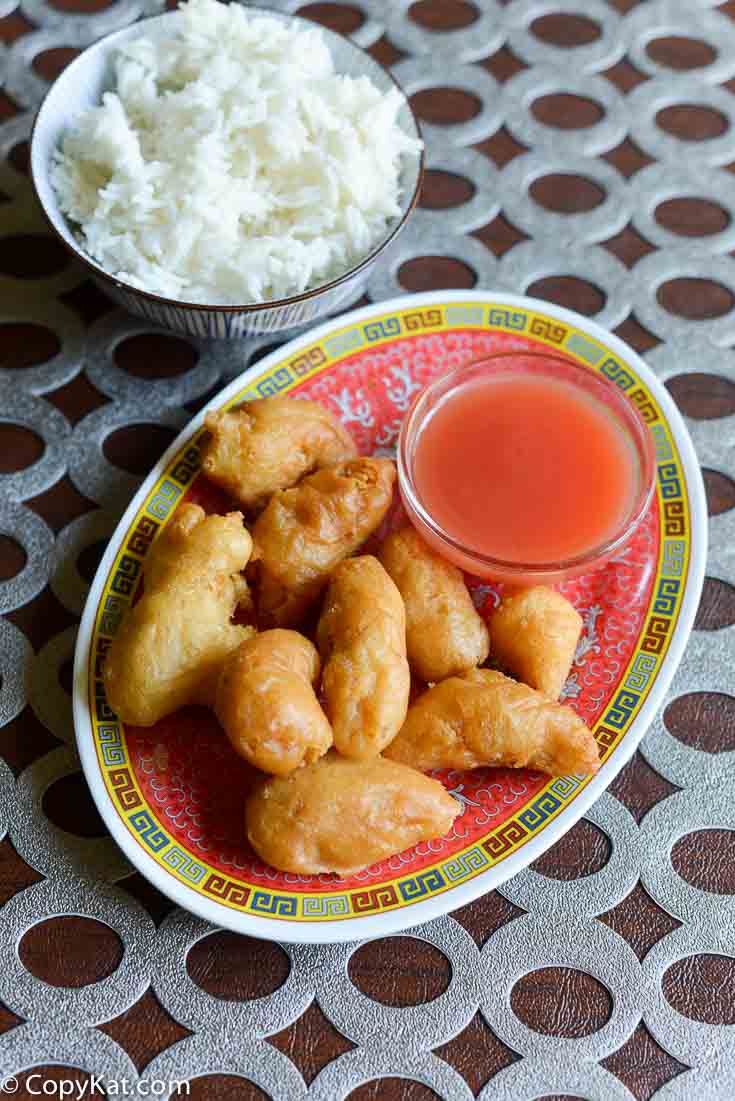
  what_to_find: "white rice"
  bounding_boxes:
[51,0,422,305]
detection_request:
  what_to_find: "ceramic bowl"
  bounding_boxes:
[30,9,423,339]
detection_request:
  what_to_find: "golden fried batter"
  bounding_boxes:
[104,504,253,726]
[215,630,332,775]
[252,457,396,627]
[379,525,489,682]
[385,668,599,777]
[489,586,582,700]
[316,556,409,759]
[246,752,460,876]
[201,396,357,511]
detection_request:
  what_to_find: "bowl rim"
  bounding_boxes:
[29,4,425,314]
[397,350,658,578]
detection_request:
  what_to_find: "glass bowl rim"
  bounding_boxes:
[396,350,658,577]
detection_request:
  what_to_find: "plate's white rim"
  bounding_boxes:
[73,290,708,944]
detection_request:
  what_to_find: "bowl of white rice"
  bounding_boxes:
[30,0,423,339]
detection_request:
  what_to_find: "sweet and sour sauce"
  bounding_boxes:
[399,353,656,583]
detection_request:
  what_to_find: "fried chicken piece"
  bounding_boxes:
[316,556,409,759]
[215,629,332,775]
[246,752,460,876]
[104,504,253,726]
[385,668,599,777]
[488,586,582,700]
[379,525,489,682]
[252,457,396,627]
[201,396,357,511]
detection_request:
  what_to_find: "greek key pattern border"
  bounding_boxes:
[88,301,690,921]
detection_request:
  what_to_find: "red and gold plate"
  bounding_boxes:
[74,292,707,943]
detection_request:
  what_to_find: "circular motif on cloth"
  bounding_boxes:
[479,914,646,1059]
[621,1,735,84]
[502,65,628,157]
[499,152,630,246]
[11,746,132,881]
[0,617,32,727]
[0,500,54,613]
[0,383,71,500]
[505,0,624,75]
[152,907,313,1035]
[0,877,154,1022]
[629,76,735,166]
[309,917,481,1049]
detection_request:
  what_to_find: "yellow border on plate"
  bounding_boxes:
[87,301,690,921]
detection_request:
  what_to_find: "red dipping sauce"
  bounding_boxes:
[398,353,656,584]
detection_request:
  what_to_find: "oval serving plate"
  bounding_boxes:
[74,291,707,944]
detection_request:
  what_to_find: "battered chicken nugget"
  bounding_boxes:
[488,586,582,700]
[316,556,409,759]
[246,753,460,876]
[253,457,396,627]
[379,525,489,682]
[385,668,599,777]
[215,630,332,775]
[201,397,357,511]
[104,504,253,726]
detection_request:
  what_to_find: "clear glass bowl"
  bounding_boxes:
[397,352,657,585]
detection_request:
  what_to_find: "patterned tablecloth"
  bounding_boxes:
[2,1,735,1098]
